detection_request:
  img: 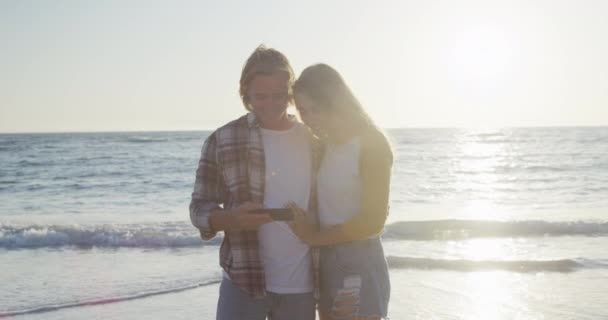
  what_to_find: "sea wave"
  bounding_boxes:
[124,137,170,144]
[0,222,219,249]
[383,219,608,240]
[1,219,607,249]
[386,256,608,273]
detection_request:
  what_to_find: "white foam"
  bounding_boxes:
[0,221,220,249]
[383,219,608,240]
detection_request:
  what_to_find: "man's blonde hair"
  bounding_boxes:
[239,44,295,111]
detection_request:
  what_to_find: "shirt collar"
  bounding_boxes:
[246,112,297,129]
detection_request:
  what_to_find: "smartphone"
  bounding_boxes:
[248,208,294,221]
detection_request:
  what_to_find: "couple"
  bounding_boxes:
[190,45,392,320]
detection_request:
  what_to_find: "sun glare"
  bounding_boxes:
[465,272,525,320]
[453,129,512,220]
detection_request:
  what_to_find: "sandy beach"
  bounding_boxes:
[9,268,608,319]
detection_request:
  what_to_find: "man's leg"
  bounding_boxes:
[268,292,315,320]
[216,278,268,320]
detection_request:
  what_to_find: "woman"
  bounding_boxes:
[289,64,393,320]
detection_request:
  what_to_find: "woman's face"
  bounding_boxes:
[294,92,327,136]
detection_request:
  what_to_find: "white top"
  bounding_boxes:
[257,122,313,294]
[317,137,362,227]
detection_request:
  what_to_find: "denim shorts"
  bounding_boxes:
[319,237,390,319]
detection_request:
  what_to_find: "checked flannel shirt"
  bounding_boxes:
[190,112,323,297]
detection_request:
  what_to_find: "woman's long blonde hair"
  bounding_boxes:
[293,63,377,135]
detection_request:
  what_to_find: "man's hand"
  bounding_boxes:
[206,202,271,235]
[229,202,272,231]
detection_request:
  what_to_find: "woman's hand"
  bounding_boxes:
[287,202,317,245]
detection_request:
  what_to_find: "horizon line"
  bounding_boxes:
[1,124,607,135]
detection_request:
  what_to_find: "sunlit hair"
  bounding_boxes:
[293,63,377,134]
[239,44,295,111]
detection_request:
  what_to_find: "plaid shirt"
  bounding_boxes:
[190,112,323,298]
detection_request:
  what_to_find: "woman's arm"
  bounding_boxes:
[293,129,393,246]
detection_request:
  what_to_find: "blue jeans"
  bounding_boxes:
[216,278,315,320]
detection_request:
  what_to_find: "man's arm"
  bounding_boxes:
[189,132,224,240]
[189,132,271,240]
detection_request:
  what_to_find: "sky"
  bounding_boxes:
[1,0,607,133]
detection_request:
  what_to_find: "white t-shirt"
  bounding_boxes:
[257,122,313,294]
[317,137,362,227]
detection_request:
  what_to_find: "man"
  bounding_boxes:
[190,45,321,320]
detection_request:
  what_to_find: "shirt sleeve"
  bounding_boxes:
[189,132,224,240]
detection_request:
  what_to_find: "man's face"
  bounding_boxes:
[247,72,291,125]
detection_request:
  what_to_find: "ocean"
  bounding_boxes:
[1,127,607,319]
